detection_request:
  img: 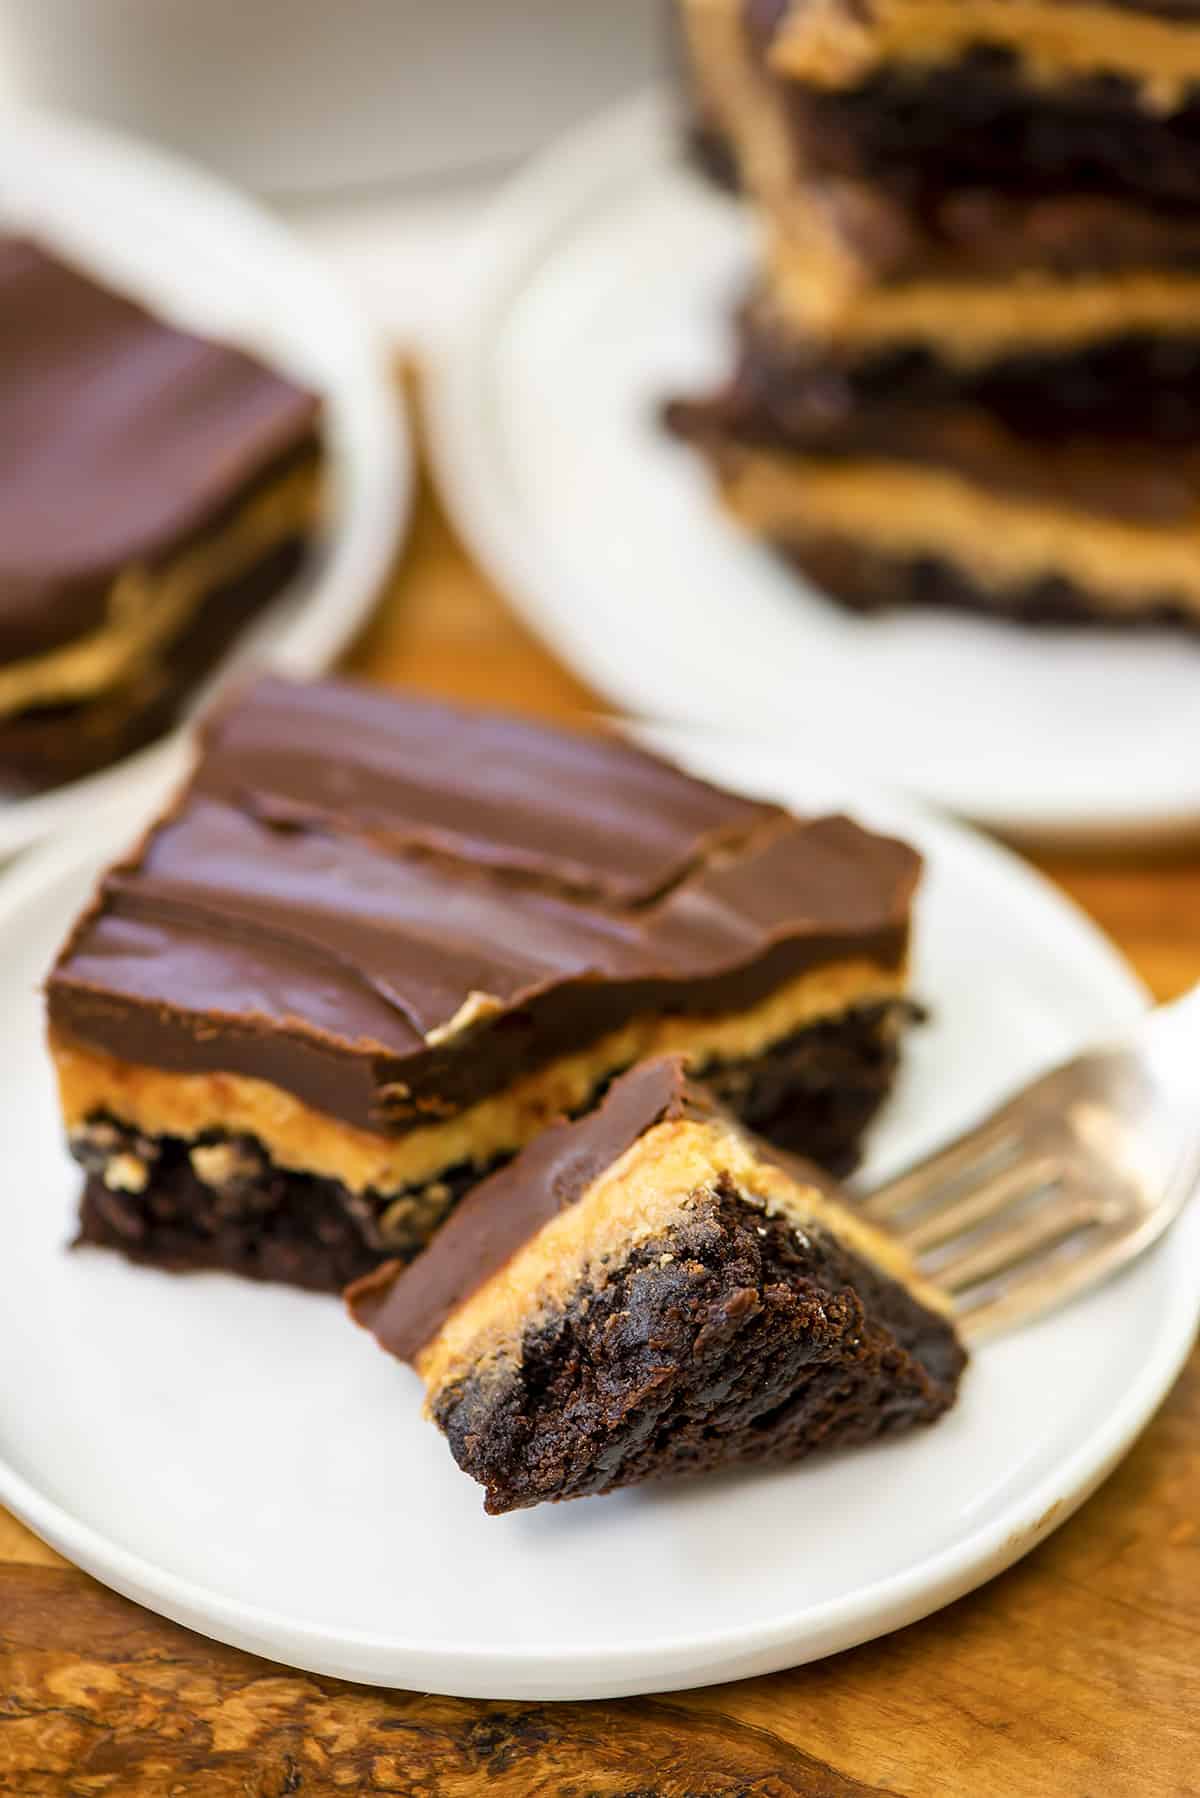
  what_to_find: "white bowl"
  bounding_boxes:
[0,0,663,195]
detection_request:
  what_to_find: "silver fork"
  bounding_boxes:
[862,987,1200,1343]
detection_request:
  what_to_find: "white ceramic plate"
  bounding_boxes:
[3,726,1196,1701]
[429,93,1200,844]
[0,106,409,859]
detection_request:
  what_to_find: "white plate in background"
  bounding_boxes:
[0,106,409,859]
[429,93,1200,844]
[2,729,1195,1701]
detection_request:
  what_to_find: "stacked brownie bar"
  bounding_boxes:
[672,0,1200,628]
[46,674,919,1293]
[0,238,322,790]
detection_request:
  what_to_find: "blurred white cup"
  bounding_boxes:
[0,0,662,194]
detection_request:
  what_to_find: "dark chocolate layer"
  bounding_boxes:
[688,318,1200,448]
[428,1183,964,1513]
[785,47,1200,213]
[800,174,1200,284]
[673,387,1200,526]
[0,237,320,663]
[48,677,919,1137]
[78,1006,908,1293]
[779,536,1200,631]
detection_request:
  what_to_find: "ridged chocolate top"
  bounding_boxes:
[346,1057,719,1362]
[0,237,320,662]
[47,676,920,1135]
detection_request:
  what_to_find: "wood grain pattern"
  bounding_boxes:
[2,453,1198,1796]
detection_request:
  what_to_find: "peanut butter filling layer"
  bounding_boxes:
[0,462,320,720]
[766,234,1200,365]
[772,0,1200,112]
[723,447,1200,611]
[416,1112,948,1401]
[52,957,906,1200]
[680,0,800,199]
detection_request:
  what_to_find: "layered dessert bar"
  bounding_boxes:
[348,1057,965,1514]
[0,238,322,789]
[670,0,1200,628]
[46,675,920,1292]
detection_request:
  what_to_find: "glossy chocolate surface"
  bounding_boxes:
[0,237,319,662]
[47,677,919,1134]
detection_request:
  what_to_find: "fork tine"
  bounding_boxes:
[957,1224,1140,1342]
[860,1117,1018,1224]
[959,1156,1200,1342]
[930,1191,1103,1294]
[902,1156,1061,1253]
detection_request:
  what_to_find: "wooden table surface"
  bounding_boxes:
[4,457,1200,1797]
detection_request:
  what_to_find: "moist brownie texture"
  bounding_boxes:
[348,1057,965,1514]
[47,675,921,1291]
[670,0,1200,626]
[0,237,321,790]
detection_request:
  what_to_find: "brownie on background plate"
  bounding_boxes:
[0,237,322,790]
[349,1057,966,1514]
[671,0,1200,631]
[46,675,921,1292]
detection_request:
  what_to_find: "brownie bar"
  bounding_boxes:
[0,237,321,781]
[348,1058,965,1514]
[47,676,921,1289]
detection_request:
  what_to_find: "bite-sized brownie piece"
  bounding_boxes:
[46,675,921,1292]
[348,1057,965,1514]
[0,237,322,792]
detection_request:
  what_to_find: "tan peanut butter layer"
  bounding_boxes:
[724,447,1200,611]
[415,1111,948,1401]
[772,0,1200,112]
[765,234,1200,364]
[0,463,320,720]
[680,0,799,198]
[51,957,906,1199]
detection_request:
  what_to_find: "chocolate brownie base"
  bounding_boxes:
[0,536,307,794]
[672,321,1200,450]
[780,535,1200,631]
[431,1185,964,1514]
[701,999,912,1174]
[70,1001,911,1291]
[785,48,1200,212]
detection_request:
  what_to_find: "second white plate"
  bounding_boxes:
[430,93,1200,843]
[2,729,1195,1701]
